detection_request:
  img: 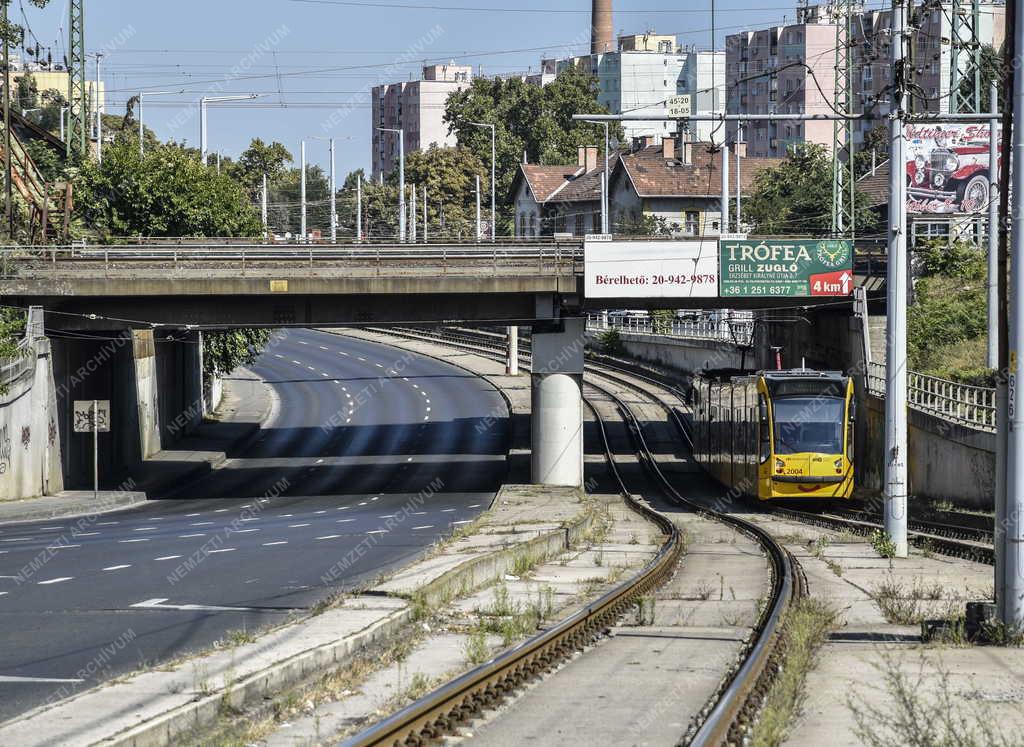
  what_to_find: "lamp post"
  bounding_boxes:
[468,121,496,241]
[377,127,405,242]
[94,52,104,164]
[200,94,259,165]
[139,90,183,158]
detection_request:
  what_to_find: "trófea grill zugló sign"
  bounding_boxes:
[719,238,853,297]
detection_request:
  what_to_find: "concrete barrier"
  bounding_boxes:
[584,329,747,372]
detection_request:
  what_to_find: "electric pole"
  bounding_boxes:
[883,0,910,558]
[3,0,11,239]
[831,0,855,237]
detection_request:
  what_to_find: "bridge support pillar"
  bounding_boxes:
[531,317,584,487]
[506,326,519,376]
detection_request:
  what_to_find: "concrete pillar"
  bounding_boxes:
[531,317,585,487]
[506,326,519,376]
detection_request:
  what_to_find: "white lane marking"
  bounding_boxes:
[191,521,214,526]
[119,538,150,543]
[0,675,84,683]
[441,509,456,513]
[370,497,379,502]
[321,372,329,377]
[102,565,131,571]
[374,363,384,369]
[406,457,413,462]
[367,530,387,535]
[235,529,260,534]
[213,509,229,513]
[318,345,329,350]
[208,548,235,554]
[424,416,430,421]
[316,458,324,464]
[185,513,201,518]
[412,384,419,389]
[420,391,427,397]
[338,351,349,356]
[468,504,481,508]
[239,518,259,522]
[96,521,119,526]
[0,538,34,542]
[412,512,428,516]
[75,531,100,537]
[155,555,182,561]
[280,514,294,518]
[292,360,302,365]
[412,525,434,530]
[262,541,288,546]
[133,527,158,532]
[357,357,366,362]
[337,506,350,510]
[425,407,431,413]
[298,341,308,345]
[313,510,326,515]
[178,533,206,538]
[37,526,63,531]
[336,519,355,523]
[37,577,73,585]
[0,591,7,595]
[274,354,285,359]
[453,520,472,525]
[131,598,257,612]
[315,535,341,541]
[49,544,80,549]
[357,502,367,506]
[287,523,310,528]
[402,377,409,381]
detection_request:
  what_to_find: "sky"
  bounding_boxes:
[16,0,848,179]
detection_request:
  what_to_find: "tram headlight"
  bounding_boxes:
[834,458,843,473]
[775,458,785,473]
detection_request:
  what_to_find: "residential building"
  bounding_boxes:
[512,146,611,238]
[543,33,726,142]
[609,136,782,235]
[371,63,472,181]
[9,61,105,111]
[511,138,782,238]
[726,1,1006,158]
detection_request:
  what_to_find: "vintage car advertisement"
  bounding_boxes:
[904,123,1002,215]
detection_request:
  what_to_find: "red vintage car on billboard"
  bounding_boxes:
[904,124,1001,215]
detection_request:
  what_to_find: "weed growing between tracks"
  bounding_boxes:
[848,653,1024,747]
[749,598,838,747]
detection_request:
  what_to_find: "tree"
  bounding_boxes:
[398,145,487,238]
[908,239,990,383]
[445,68,622,233]
[743,144,879,237]
[202,328,273,378]
[231,138,292,198]
[852,124,888,179]
[75,140,263,240]
[266,162,330,238]
[957,43,1005,113]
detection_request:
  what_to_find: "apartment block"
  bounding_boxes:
[545,33,725,143]
[726,1,1006,158]
[371,63,472,181]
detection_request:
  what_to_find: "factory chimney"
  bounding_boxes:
[591,0,613,54]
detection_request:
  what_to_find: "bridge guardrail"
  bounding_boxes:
[867,361,996,432]
[0,307,40,395]
[586,314,754,346]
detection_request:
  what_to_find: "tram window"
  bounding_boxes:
[758,395,770,463]
[846,397,856,460]
[773,397,845,455]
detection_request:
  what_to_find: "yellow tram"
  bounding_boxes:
[692,370,855,500]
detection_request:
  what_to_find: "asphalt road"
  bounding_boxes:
[0,328,510,722]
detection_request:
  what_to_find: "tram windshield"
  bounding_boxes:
[772,396,845,455]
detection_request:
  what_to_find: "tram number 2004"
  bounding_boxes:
[650,274,716,285]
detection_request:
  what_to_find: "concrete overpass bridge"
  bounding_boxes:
[0,240,887,328]
[0,239,889,491]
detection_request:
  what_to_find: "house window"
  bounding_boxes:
[685,211,699,235]
[575,213,585,236]
[530,214,538,237]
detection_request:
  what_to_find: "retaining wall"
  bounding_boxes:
[0,339,64,500]
[584,329,747,371]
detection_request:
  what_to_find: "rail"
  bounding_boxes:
[352,325,802,745]
[867,361,996,432]
[586,313,754,346]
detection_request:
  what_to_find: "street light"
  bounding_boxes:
[200,94,259,165]
[377,127,405,242]
[139,89,184,158]
[468,121,496,241]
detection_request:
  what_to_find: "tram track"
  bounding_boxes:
[343,325,805,746]
[372,325,996,567]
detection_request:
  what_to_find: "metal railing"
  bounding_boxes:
[586,314,754,346]
[867,361,996,432]
[0,307,40,395]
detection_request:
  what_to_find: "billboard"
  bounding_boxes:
[584,239,718,299]
[905,123,1001,215]
[719,238,853,298]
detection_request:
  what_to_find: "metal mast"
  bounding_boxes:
[66,0,87,157]
[831,0,856,236]
[950,0,984,113]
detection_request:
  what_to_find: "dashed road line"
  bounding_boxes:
[102,565,131,571]
[37,577,73,585]
[155,555,182,561]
